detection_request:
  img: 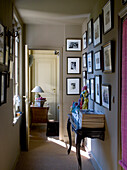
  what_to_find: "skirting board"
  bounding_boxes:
[88,151,102,170]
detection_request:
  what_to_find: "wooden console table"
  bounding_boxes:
[67,114,105,170]
[30,106,49,125]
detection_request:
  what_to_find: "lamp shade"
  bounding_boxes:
[31,86,44,93]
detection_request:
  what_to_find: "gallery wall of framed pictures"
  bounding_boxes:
[81,0,114,111]
[0,23,14,106]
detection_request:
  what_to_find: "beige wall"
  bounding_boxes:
[82,0,124,170]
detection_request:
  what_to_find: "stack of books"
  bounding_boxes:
[78,110,105,129]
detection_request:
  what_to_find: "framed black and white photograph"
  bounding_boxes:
[122,0,127,4]
[82,53,87,68]
[87,79,90,93]
[95,75,101,105]
[103,0,113,34]
[83,31,87,49]
[67,57,81,74]
[103,41,112,73]
[101,84,111,110]
[82,71,87,86]
[66,77,81,95]
[66,38,81,52]
[90,78,95,101]
[95,50,101,71]
[0,24,5,65]
[93,16,101,47]
[87,19,93,45]
[0,73,7,105]
[87,51,93,73]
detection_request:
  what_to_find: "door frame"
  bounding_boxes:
[118,5,127,166]
[28,46,63,140]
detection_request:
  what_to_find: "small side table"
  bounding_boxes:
[30,106,49,125]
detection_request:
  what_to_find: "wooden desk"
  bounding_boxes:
[30,106,49,124]
[67,114,105,170]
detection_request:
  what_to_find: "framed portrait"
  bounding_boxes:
[82,71,87,86]
[87,79,90,93]
[87,51,93,73]
[95,50,101,71]
[66,77,81,95]
[87,19,93,45]
[95,75,101,105]
[122,0,127,4]
[93,16,101,47]
[66,38,81,52]
[5,33,9,68]
[82,53,87,68]
[103,0,113,34]
[90,78,95,101]
[0,72,7,105]
[9,32,13,60]
[67,57,81,74]
[83,31,87,49]
[103,41,112,73]
[101,84,111,110]
[0,24,5,65]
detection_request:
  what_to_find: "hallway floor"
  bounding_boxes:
[15,124,94,170]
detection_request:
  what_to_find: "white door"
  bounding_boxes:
[32,50,57,121]
[24,45,30,150]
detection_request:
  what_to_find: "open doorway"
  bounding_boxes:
[29,49,60,136]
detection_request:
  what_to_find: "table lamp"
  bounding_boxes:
[31,86,44,100]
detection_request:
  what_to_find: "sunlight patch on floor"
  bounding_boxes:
[47,137,90,159]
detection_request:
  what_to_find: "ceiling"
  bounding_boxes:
[15,0,98,25]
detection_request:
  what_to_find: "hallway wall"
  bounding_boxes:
[81,0,124,169]
[0,1,24,170]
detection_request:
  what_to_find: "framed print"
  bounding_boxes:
[87,51,93,73]
[103,41,112,73]
[87,19,93,45]
[122,0,127,4]
[101,84,111,110]
[83,31,87,49]
[9,32,13,60]
[66,77,81,95]
[95,75,101,105]
[82,53,87,68]
[103,0,113,34]
[93,16,101,47]
[67,57,81,74]
[0,24,5,65]
[66,38,81,52]
[87,79,90,93]
[5,34,9,68]
[0,73,7,105]
[90,78,95,101]
[82,71,87,86]
[95,50,101,71]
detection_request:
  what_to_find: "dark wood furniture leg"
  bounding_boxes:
[67,117,72,155]
[76,133,82,170]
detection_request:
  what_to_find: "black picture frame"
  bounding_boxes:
[82,71,87,87]
[66,77,81,95]
[101,84,111,110]
[87,51,93,74]
[0,72,7,105]
[66,38,82,52]
[95,75,101,105]
[5,30,9,69]
[0,24,5,65]
[102,0,113,34]
[122,0,127,4]
[83,31,87,49]
[94,50,102,71]
[87,19,93,45]
[67,57,81,74]
[87,79,90,93]
[9,31,13,61]
[82,53,87,68]
[93,15,102,47]
[90,78,95,101]
[103,41,113,73]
